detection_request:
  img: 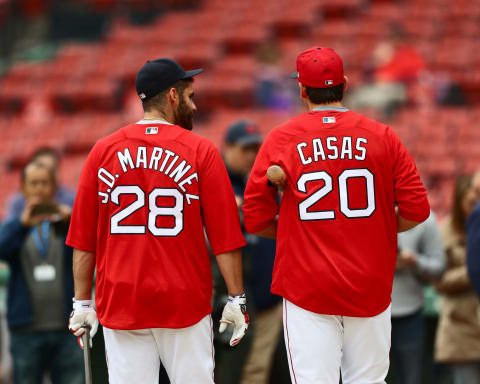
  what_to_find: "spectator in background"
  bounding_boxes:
[0,161,83,384]
[346,24,427,117]
[255,42,297,111]
[5,147,75,220]
[373,25,426,85]
[389,212,445,384]
[213,121,286,384]
[467,170,480,299]
[435,174,480,384]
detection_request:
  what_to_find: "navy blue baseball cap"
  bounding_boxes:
[225,120,262,146]
[135,58,203,102]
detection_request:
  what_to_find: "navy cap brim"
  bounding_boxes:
[237,135,262,146]
[290,72,298,79]
[183,68,203,79]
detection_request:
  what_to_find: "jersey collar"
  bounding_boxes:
[312,106,349,112]
[136,119,173,125]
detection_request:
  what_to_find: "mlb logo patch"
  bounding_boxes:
[139,93,146,100]
[145,127,158,134]
[323,116,336,124]
[325,80,334,85]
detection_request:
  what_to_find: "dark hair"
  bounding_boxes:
[21,161,57,186]
[142,78,194,113]
[30,146,60,164]
[305,83,344,104]
[451,174,473,236]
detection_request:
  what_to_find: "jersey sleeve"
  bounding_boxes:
[242,131,280,234]
[387,127,430,222]
[66,145,100,253]
[198,142,246,255]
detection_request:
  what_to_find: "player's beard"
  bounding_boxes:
[174,96,194,131]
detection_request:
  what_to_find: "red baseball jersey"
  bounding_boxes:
[243,107,430,317]
[66,120,246,329]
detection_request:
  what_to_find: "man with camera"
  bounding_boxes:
[0,161,83,384]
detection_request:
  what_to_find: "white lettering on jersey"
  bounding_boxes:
[355,138,368,161]
[297,142,312,165]
[159,150,175,172]
[169,160,192,182]
[98,168,116,203]
[326,137,338,159]
[312,138,326,161]
[340,137,352,160]
[148,147,163,170]
[98,168,115,188]
[296,137,368,164]
[99,146,200,205]
[178,173,198,192]
[118,148,134,172]
[186,194,200,204]
[164,155,179,175]
[136,146,148,168]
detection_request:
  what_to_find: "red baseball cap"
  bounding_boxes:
[290,47,344,88]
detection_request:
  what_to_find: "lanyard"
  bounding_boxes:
[312,106,349,112]
[31,221,50,260]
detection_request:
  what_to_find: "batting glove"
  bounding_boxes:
[68,299,98,349]
[219,293,249,347]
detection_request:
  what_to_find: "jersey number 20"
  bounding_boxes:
[110,186,183,236]
[298,168,375,220]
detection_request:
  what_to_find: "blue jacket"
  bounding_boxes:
[467,202,480,298]
[0,218,74,329]
[5,187,75,220]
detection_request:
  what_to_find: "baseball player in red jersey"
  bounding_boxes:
[242,47,430,384]
[66,58,249,384]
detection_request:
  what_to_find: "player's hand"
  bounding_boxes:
[68,299,99,349]
[219,293,249,347]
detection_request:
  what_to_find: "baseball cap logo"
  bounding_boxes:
[325,80,334,85]
[139,93,146,100]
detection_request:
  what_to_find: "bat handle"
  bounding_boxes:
[82,326,93,384]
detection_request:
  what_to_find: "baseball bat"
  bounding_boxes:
[81,326,93,384]
[267,165,286,191]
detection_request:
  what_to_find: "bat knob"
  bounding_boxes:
[267,165,286,191]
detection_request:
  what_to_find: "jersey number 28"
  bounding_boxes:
[110,186,183,236]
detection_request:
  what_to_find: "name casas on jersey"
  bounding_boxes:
[243,109,430,318]
[297,136,367,165]
[97,145,199,205]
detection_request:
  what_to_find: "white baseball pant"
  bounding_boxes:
[283,299,391,384]
[103,315,214,384]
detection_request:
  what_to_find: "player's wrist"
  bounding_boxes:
[228,293,246,305]
[72,298,94,311]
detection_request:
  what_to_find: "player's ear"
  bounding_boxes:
[167,87,179,107]
[299,83,307,99]
[343,76,349,93]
